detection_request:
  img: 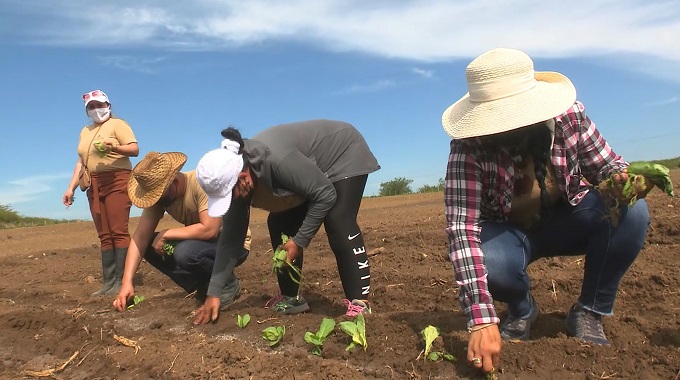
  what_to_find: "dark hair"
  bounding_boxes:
[220,126,244,154]
[525,123,553,219]
[479,122,554,218]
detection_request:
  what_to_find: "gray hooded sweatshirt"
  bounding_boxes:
[208,120,380,297]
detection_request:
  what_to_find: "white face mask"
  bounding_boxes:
[87,107,111,124]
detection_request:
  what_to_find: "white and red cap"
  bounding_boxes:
[82,89,110,106]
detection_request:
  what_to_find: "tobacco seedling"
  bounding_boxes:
[597,161,674,226]
[271,234,302,284]
[126,295,145,310]
[338,314,367,352]
[304,318,336,356]
[261,325,285,347]
[237,314,250,328]
[162,241,176,256]
[420,325,456,362]
[93,141,107,157]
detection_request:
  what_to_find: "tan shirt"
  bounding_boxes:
[142,171,252,250]
[78,117,137,173]
[508,156,563,230]
[251,182,306,213]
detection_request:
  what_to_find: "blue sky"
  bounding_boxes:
[1,0,679,220]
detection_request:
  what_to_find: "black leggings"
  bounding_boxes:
[267,175,370,300]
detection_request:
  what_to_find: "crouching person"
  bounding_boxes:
[112,152,250,312]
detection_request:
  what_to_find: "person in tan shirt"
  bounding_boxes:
[62,89,139,297]
[112,152,251,312]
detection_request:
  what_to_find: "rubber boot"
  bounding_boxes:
[105,247,128,295]
[91,249,116,297]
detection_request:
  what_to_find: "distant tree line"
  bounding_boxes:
[0,204,79,229]
[378,177,444,196]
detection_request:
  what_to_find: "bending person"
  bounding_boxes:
[112,152,250,312]
[193,120,380,324]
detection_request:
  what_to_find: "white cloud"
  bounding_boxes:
[645,96,678,107]
[412,67,434,79]
[333,80,396,95]
[4,1,680,79]
[0,173,71,205]
[96,55,166,73]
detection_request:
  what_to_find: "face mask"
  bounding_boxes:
[87,107,111,124]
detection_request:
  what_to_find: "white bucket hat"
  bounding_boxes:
[196,140,244,217]
[442,48,576,139]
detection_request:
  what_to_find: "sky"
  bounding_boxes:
[0,0,679,220]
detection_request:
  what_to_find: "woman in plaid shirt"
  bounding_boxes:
[442,48,651,374]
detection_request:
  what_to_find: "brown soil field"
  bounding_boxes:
[1,173,679,380]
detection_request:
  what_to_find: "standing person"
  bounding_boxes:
[442,48,651,373]
[111,152,251,312]
[62,89,139,296]
[192,120,380,325]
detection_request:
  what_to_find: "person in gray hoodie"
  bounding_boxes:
[192,120,380,324]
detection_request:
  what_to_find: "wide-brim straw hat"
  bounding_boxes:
[128,152,187,208]
[442,48,577,139]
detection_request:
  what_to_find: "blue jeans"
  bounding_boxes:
[482,191,649,317]
[144,235,249,293]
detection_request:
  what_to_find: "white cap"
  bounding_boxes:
[82,89,110,106]
[196,145,244,217]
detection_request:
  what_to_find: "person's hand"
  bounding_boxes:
[112,283,135,312]
[62,189,75,207]
[193,296,221,325]
[151,230,169,255]
[467,324,502,374]
[282,239,301,264]
[611,170,654,203]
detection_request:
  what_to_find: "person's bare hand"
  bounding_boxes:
[62,190,74,207]
[113,283,135,312]
[193,296,220,325]
[151,230,169,255]
[467,324,502,374]
[282,239,301,264]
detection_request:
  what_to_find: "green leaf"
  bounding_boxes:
[443,353,456,362]
[126,295,145,310]
[339,315,367,352]
[261,325,285,347]
[427,351,441,361]
[237,314,250,328]
[317,318,335,339]
[421,325,439,357]
[310,346,322,356]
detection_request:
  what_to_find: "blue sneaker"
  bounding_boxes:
[500,295,539,341]
[565,304,610,345]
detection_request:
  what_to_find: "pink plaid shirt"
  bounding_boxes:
[444,101,628,328]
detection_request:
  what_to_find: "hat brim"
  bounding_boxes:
[442,71,576,139]
[207,191,233,217]
[127,152,187,208]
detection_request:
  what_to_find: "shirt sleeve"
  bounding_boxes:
[271,150,337,248]
[207,195,251,297]
[444,140,500,328]
[565,102,628,184]
[113,119,137,145]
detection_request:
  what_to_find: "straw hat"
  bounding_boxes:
[128,152,188,208]
[442,48,576,139]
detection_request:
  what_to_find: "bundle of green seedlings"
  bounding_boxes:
[162,241,176,256]
[596,162,674,226]
[271,234,302,284]
[93,141,108,157]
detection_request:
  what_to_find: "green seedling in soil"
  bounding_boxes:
[597,162,674,226]
[304,317,336,356]
[338,314,367,352]
[237,314,250,328]
[271,234,302,284]
[486,368,499,380]
[420,325,456,362]
[261,325,285,347]
[162,241,176,256]
[126,295,145,310]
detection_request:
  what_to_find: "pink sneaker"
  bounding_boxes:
[343,299,372,317]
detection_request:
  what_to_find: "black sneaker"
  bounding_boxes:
[565,304,610,345]
[499,295,539,341]
[273,295,310,315]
